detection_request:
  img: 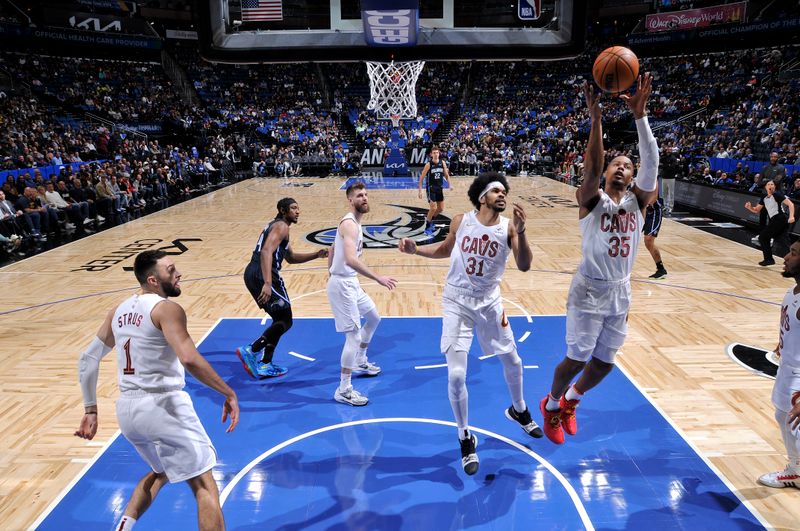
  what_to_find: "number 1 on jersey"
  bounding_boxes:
[122,338,135,375]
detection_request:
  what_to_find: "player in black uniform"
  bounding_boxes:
[643,179,667,279]
[236,197,328,378]
[418,145,451,235]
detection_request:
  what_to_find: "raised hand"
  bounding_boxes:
[619,72,653,120]
[512,203,526,235]
[583,81,603,121]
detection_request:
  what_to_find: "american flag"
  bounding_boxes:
[242,0,283,22]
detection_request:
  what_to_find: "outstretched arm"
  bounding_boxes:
[286,246,328,264]
[399,214,462,259]
[577,82,604,212]
[620,73,659,209]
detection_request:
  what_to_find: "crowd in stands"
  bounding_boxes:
[1,41,799,260]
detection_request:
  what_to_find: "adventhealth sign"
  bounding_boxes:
[361,0,419,46]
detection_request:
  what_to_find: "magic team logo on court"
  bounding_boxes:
[306,204,450,248]
[72,238,203,272]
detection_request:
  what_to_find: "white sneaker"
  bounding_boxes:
[65,222,76,230]
[334,386,369,406]
[758,468,800,488]
[96,215,106,222]
[353,361,381,376]
[83,218,94,225]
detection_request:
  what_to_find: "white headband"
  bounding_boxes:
[479,181,506,201]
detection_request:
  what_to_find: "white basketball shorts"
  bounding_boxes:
[327,275,377,332]
[116,390,217,483]
[565,273,631,361]
[441,289,515,356]
[773,362,800,413]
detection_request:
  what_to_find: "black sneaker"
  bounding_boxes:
[759,259,776,267]
[505,406,544,438]
[649,268,668,279]
[459,433,479,475]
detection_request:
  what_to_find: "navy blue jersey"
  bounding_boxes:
[427,160,446,191]
[249,219,289,281]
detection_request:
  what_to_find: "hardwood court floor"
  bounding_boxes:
[0,176,793,530]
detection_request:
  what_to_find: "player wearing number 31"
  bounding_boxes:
[539,74,659,445]
[75,250,239,530]
[399,172,542,477]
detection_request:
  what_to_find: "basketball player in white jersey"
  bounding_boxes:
[418,145,450,235]
[75,250,239,530]
[759,240,800,489]
[540,74,659,445]
[399,172,542,476]
[327,181,397,406]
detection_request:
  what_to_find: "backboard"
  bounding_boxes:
[197,0,586,63]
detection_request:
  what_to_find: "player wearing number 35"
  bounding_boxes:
[399,172,542,477]
[74,250,239,531]
[540,74,659,445]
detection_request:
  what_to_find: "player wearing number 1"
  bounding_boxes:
[540,74,659,445]
[399,172,542,476]
[74,250,239,530]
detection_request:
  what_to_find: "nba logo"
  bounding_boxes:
[518,0,541,20]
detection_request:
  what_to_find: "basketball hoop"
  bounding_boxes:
[366,60,425,124]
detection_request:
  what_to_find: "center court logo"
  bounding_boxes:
[306,204,450,248]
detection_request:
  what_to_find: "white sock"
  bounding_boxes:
[356,343,368,366]
[116,515,137,530]
[565,385,584,402]
[545,394,561,411]
[339,372,352,393]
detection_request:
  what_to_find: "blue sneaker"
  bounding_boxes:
[257,362,288,379]
[235,345,259,378]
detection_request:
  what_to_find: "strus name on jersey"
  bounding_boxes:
[461,234,499,257]
[600,211,638,233]
[118,312,143,328]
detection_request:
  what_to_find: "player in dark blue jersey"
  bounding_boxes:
[418,145,451,235]
[237,198,328,378]
[643,179,667,279]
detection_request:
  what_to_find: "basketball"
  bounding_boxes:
[592,46,639,94]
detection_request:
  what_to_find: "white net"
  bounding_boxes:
[365,60,425,122]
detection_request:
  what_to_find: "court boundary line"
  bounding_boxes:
[615,362,771,529]
[218,417,595,531]
[27,318,224,531]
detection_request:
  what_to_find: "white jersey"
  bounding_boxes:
[329,212,362,277]
[577,190,643,281]
[112,293,184,393]
[778,287,800,368]
[444,210,510,299]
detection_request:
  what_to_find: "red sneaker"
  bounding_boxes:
[539,396,565,445]
[559,395,580,436]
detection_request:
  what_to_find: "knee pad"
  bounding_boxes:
[499,349,522,369]
[591,344,618,365]
[341,330,361,369]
